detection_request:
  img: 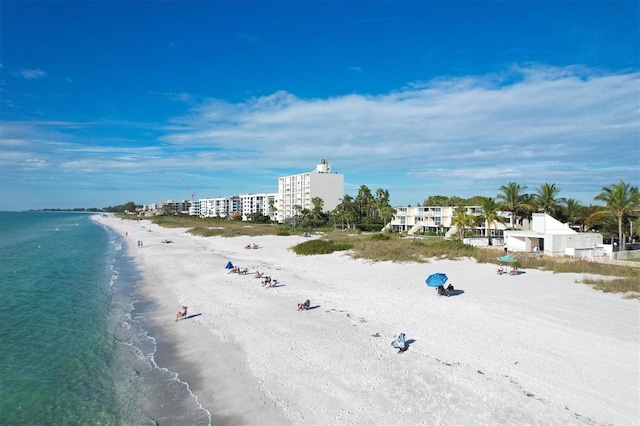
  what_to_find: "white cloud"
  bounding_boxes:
[1,65,638,207]
[19,68,46,80]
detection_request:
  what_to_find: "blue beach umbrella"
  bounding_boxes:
[426,273,448,287]
[497,255,517,263]
[225,261,234,269]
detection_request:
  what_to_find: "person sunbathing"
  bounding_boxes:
[262,276,272,287]
[175,306,188,322]
[228,266,239,274]
[437,285,453,296]
[254,271,263,278]
[297,299,310,311]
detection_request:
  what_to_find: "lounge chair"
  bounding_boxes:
[391,333,407,352]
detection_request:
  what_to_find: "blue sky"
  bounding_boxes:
[1,1,638,211]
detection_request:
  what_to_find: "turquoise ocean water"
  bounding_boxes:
[0,212,211,425]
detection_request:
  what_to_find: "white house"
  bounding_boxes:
[504,213,603,257]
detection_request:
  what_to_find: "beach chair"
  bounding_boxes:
[391,333,407,352]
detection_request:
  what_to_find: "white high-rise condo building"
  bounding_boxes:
[277,159,344,223]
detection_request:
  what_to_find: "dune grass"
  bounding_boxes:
[121,215,639,296]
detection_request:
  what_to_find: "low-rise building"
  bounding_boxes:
[387,205,509,238]
[504,213,603,257]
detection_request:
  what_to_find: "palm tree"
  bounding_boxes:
[268,199,277,222]
[333,195,356,229]
[355,185,375,221]
[452,207,473,239]
[497,182,528,228]
[480,197,500,244]
[562,198,584,231]
[535,183,565,216]
[594,180,640,251]
[310,197,325,226]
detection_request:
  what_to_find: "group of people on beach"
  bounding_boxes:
[436,284,455,297]
[228,266,249,275]
[497,265,519,275]
[254,271,277,288]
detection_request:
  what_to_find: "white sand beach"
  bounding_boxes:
[97,215,639,425]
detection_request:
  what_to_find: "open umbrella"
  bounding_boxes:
[497,255,517,263]
[426,273,448,287]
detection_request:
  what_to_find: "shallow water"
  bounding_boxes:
[0,212,210,425]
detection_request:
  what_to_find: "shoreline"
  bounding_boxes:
[97,215,639,425]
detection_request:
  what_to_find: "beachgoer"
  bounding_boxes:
[228,266,239,274]
[255,271,262,278]
[297,299,310,311]
[175,306,188,322]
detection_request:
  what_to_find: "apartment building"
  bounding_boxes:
[388,205,509,237]
[199,196,241,218]
[239,193,279,221]
[162,200,192,215]
[277,159,344,223]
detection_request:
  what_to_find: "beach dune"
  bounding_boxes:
[100,215,639,425]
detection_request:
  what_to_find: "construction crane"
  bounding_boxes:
[180,177,196,202]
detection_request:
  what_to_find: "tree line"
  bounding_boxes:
[284,180,639,251]
[104,180,638,251]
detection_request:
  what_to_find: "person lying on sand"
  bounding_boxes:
[228,266,240,274]
[175,306,188,322]
[255,271,263,278]
[297,299,310,311]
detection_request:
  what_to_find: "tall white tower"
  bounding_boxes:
[277,159,344,222]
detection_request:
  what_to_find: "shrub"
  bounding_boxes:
[292,239,353,255]
[370,233,391,241]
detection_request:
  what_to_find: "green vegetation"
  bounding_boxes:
[292,239,353,255]
[112,178,639,297]
[118,213,639,296]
